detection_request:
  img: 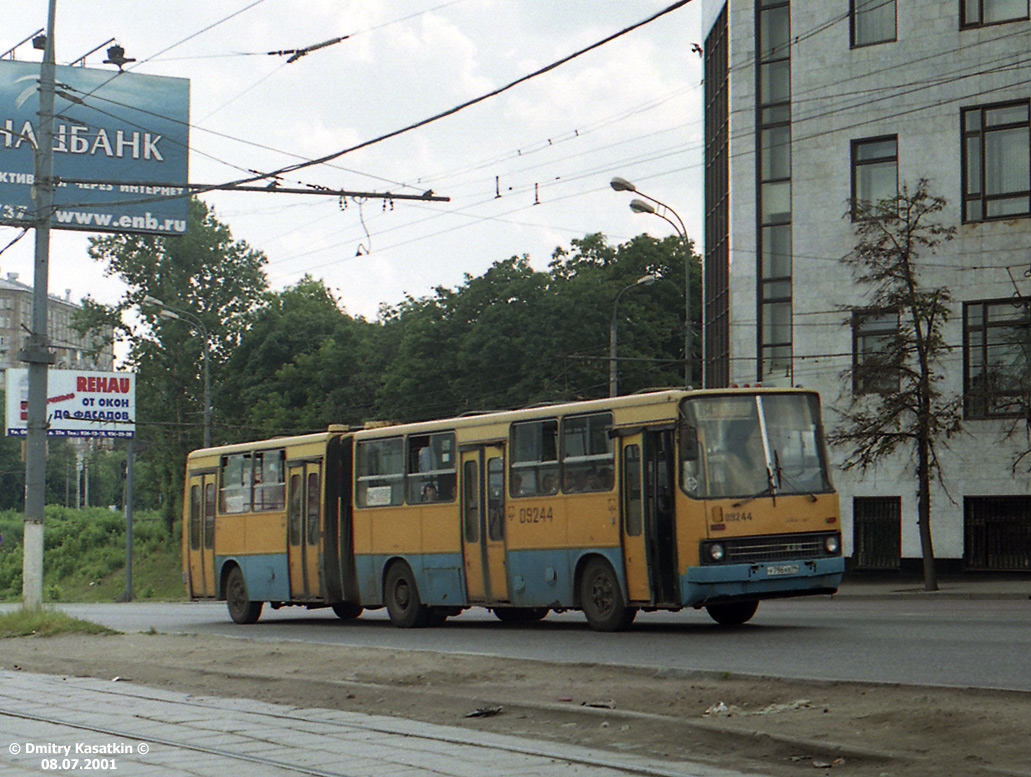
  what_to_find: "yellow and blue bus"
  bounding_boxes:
[183,389,844,630]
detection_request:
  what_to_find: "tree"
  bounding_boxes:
[830,180,961,591]
[84,198,269,528]
[373,233,697,421]
[221,277,384,436]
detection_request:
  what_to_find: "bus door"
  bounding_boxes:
[460,446,509,603]
[186,471,217,598]
[620,438,650,602]
[644,429,679,603]
[621,431,679,604]
[287,460,323,600]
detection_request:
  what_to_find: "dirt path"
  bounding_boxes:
[1,633,1028,777]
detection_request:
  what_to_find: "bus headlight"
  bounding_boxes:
[824,534,840,555]
[708,542,726,562]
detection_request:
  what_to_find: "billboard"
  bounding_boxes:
[5,368,135,438]
[0,60,189,234]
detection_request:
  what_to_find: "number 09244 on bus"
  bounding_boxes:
[182,388,844,631]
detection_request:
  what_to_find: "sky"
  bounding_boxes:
[1,1,703,334]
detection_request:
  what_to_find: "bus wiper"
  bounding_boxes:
[732,484,774,508]
[775,465,819,502]
[771,449,819,502]
[733,468,776,508]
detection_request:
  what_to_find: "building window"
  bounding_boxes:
[851,0,897,46]
[964,299,1031,418]
[962,100,1031,222]
[851,136,898,219]
[965,496,1031,571]
[853,308,900,395]
[756,0,793,382]
[853,497,901,570]
[704,5,731,387]
[961,0,1029,27]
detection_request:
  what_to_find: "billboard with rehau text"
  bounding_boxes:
[5,368,135,438]
[0,60,189,234]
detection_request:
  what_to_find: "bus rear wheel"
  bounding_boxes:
[226,566,262,624]
[706,600,758,626]
[580,559,636,632]
[385,562,430,628]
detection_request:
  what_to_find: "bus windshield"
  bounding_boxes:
[679,393,832,499]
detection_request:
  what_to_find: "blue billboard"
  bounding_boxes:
[0,60,189,234]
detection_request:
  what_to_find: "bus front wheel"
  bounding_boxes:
[384,563,430,628]
[226,566,262,624]
[580,559,636,632]
[706,600,758,626]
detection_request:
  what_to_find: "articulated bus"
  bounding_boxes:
[183,389,845,631]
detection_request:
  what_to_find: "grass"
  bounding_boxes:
[0,508,185,603]
[0,608,119,638]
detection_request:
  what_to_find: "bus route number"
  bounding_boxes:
[518,506,553,524]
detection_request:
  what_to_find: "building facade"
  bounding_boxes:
[0,272,113,375]
[703,0,1031,572]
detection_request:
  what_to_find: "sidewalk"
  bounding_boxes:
[0,670,763,777]
[835,573,1031,599]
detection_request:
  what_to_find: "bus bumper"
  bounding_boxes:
[681,556,845,607]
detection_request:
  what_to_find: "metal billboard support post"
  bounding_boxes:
[120,436,134,602]
[21,0,58,611]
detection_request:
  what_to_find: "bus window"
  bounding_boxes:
[487,457,505,540]
[680,393,833,499]
[623,445,643,536]
[561,412,614,492]
[680,396,767,498]
[408,432,456,503]
[254,450,286,510]
[356,438,404,507]
[288,474,302,545]
[760,394,832,494]
[463,460,479,543]
[219,453,253,513]
[204,482,216,548]
[306,471,320,544]
[510,419,559,497]
[189,485,202,550]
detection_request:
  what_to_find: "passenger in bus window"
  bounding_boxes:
[422,482,438,502]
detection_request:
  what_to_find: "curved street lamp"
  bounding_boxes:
[610,273,660,397]
[142,296,212,448]
[610,177,696,388]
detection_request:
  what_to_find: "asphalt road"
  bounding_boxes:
[9,596,1030,692]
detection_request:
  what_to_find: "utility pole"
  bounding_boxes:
[21,0,58,611]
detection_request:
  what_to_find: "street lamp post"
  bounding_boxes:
[143,296,212,448]
[610,274,659,397]
[611,177,697,388]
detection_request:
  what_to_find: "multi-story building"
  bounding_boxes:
[702,0,1031,573]
[0,271,114,375]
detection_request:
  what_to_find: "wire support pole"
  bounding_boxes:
[22,0,58,612]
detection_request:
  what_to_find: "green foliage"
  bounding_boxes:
[85,198,270,529]
[82,218,700,514]
[0,608,117,638]
[0,507,182,602]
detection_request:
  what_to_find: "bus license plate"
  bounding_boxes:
[766,563,800,577]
